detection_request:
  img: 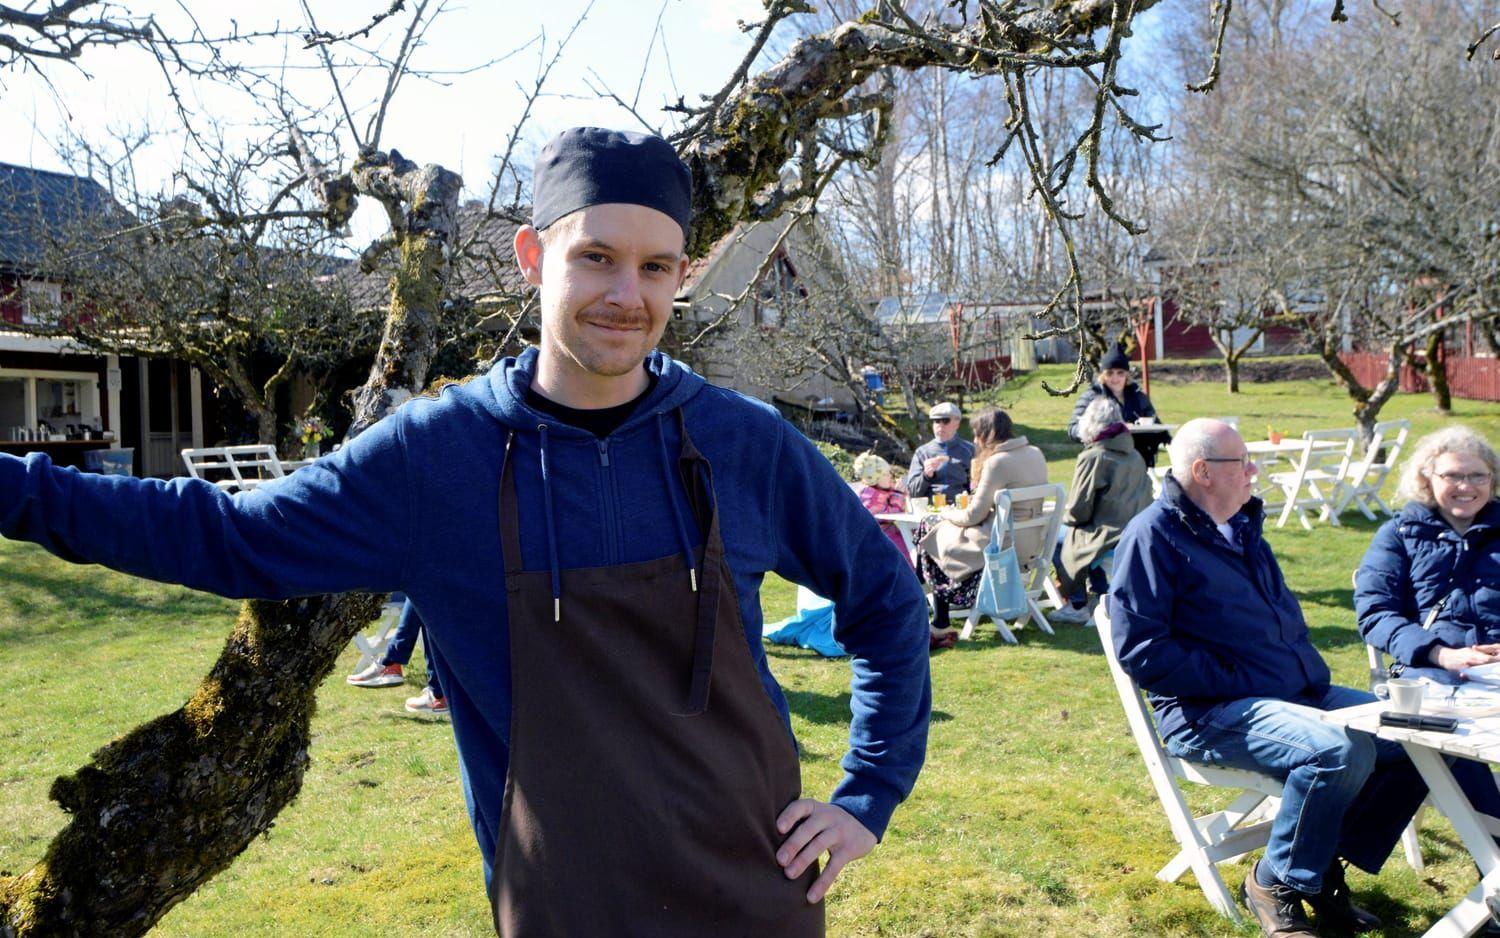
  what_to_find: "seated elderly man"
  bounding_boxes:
[1111,418,1460,937]
[903,402,974,499]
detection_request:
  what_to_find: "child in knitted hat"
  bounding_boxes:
[852,452,914,569]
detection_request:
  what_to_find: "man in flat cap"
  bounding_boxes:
[903,401,974,499]
[0,127,930,936]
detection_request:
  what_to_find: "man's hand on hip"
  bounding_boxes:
[775,799,877,903]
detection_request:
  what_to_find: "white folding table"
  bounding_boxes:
[1322,701,1500,937]
[874,510,935,568]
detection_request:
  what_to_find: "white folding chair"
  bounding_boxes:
[181,447,240,491]
[1338,419,1411,520]
[351,599,404,673]
[952,482,1068,643]
[1095,603,1282,921]
[222,444,287,490]
[1269,429,1357,529]
[1147,465,1170,499]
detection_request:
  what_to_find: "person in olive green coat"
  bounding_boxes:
[1054,397,1153,620]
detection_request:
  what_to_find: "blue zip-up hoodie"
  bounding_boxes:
[0,348,932,887]
[1356,500,1500,667]
[1109,474,1330,739]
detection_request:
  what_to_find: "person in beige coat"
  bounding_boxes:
[1050,396,1153,624]
[917,408,1048,647]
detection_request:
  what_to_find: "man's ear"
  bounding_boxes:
[674,254,690,291]
[514,225,544,287]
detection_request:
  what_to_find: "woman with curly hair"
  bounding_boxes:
[1356,425,1500,683]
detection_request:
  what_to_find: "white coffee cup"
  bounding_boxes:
[910,497,930,515]
[1376,678,1424,715]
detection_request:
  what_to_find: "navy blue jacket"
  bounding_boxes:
[1356,500,1500,667]
[1109,474,1330,738]
[1,348,931,888]
[1067,380,1157,443]
[903,437,975,498]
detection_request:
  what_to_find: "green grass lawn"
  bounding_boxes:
[4,365,1500,936]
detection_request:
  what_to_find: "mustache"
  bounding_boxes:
[581,310,651,329]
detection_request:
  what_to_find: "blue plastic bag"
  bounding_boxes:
[764,587,847,658]
[973,491,1029,621]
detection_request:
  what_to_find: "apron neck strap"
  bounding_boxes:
[500,431,524,576]
[676,409,723,716]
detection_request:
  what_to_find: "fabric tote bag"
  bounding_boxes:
[974,491,1029,621]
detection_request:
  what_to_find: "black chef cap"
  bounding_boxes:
[532,127,693,244]
[1100,344,1131,371]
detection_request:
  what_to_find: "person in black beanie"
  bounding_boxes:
[1066,343,1166,466]
[0,126,931,937]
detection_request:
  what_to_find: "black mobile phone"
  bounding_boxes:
[1379,711,1459,733]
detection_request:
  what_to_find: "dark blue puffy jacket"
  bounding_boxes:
[1109,474,1330,739]
[1355,500,1500,667]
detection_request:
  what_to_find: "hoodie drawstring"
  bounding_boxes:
[538,423,562,622]
[657,413,699,592]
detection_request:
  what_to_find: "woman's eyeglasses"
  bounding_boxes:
[1433,471,1493,487]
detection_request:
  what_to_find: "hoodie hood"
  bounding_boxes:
[479,345,709,621]
[485,346,707,436]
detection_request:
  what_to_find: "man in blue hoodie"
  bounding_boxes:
[1110,418,1423,938]
[0,128,931,935]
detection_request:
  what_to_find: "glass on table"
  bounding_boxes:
[933,492,948,509]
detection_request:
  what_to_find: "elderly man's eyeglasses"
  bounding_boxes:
[1202,454,1254,470]
[1433,470,1493,486]
[932,417,955,425]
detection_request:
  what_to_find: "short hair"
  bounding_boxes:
[1077,396,1122,445]
[1168,419,1223,485]
[1395,425,1500,507]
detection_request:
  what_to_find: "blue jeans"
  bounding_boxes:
[1163,684,1428,894]
[381,600,443,697]
[1051,536,1111,607]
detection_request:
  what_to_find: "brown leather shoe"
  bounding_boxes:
[1306,859,1380,933]
[1241,863,1320,937]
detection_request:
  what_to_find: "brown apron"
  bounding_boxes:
[491,415,824,937]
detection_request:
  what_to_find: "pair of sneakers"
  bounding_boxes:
[347,661,448,716]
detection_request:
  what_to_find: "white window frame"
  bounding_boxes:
[19,279,62,326]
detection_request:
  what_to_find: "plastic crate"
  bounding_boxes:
[84,447,134,476]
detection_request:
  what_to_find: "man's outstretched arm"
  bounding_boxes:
[0,417,413,600]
